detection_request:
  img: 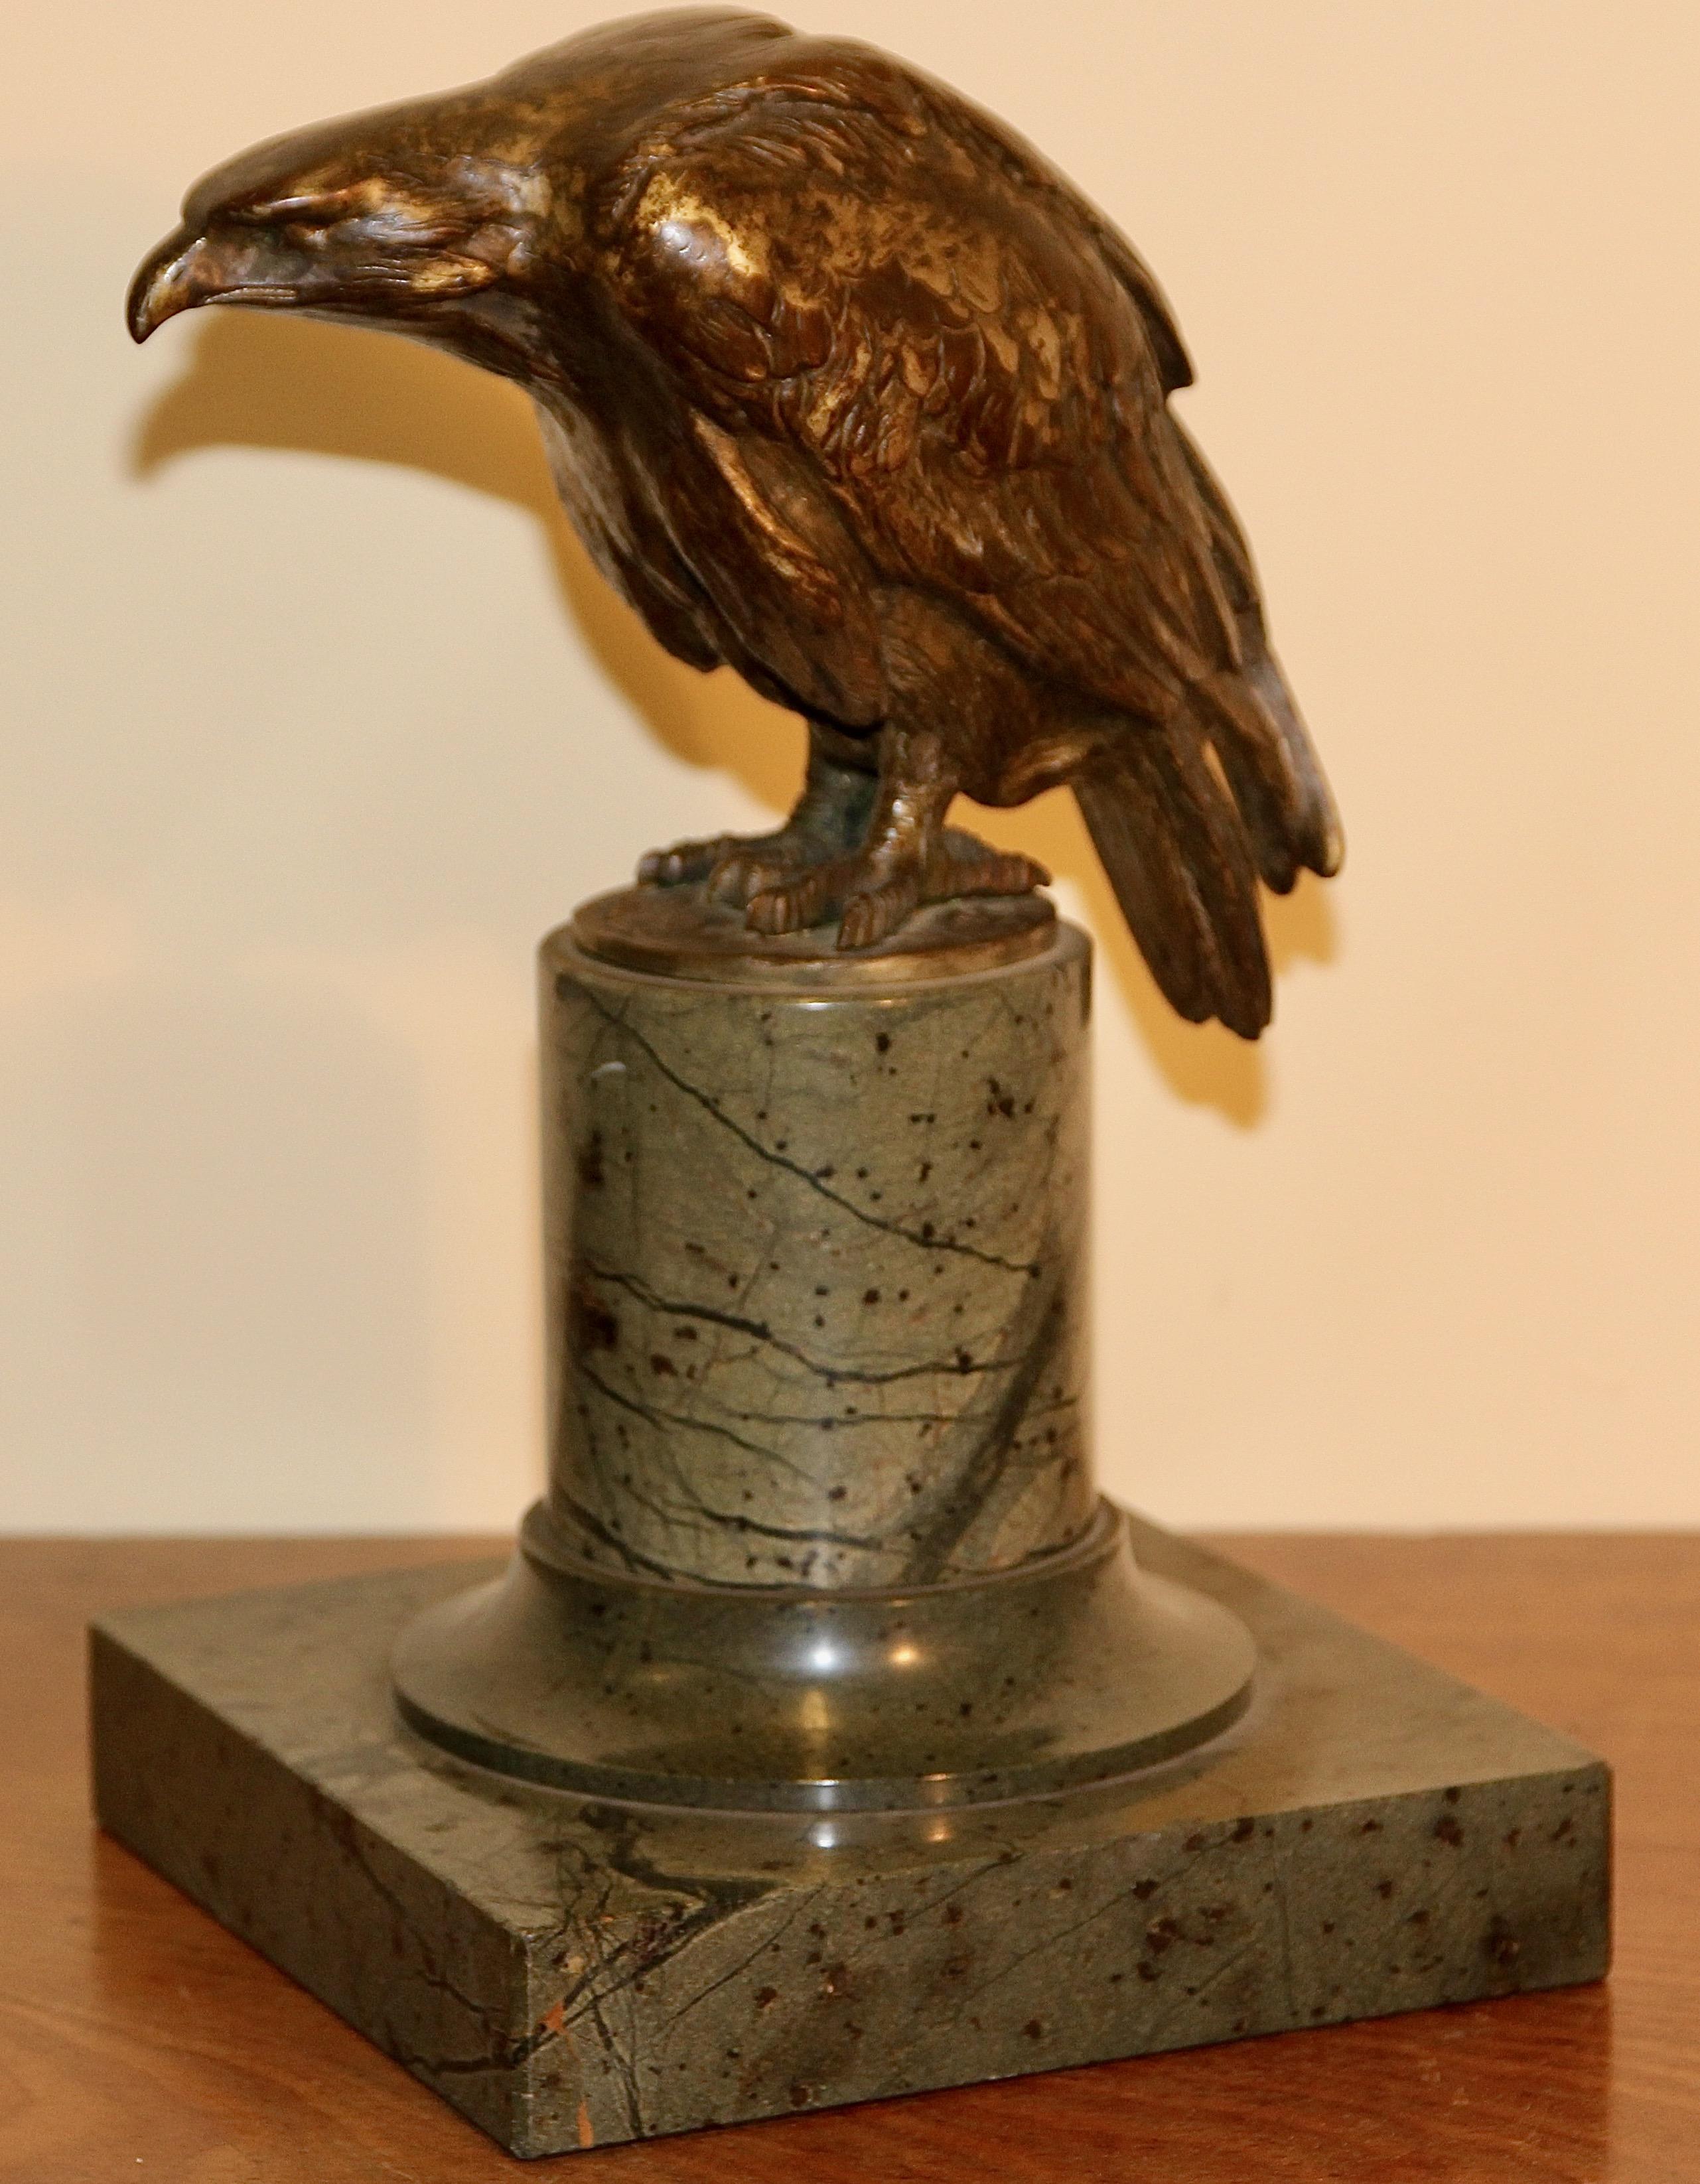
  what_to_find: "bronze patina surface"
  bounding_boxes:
[571,880,1056,985]
[128,6,1341,1036]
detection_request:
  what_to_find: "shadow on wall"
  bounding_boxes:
[133,310,1337,1128]
[131,312,802,815]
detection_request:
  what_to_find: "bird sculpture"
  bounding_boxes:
[129,7,1340,1036]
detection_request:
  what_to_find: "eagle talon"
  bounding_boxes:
[934,845,1051,899]
[646,820,853,906]
[837,880,920,951]
[707,844,824,907]
[705,855,758,906]
[742,851,926,947]
[745,869,833,935]
[638,837,731,888]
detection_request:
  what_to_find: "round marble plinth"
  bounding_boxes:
[395,886,1256,1810]
[539,892,1097,1590]
[392,1498,1255,1810]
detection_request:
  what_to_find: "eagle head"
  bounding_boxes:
[127,92,559,366]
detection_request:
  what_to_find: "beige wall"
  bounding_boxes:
[3,1,1695,1530]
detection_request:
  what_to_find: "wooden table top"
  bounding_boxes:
[2,1533,1694,2181]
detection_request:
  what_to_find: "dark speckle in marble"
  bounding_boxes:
[539,922,1095,1591]
[91,1521,1610,2158]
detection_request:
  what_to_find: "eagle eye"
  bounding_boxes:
[238,190,360,230]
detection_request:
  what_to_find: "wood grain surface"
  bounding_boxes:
[2,1533,1693,2182]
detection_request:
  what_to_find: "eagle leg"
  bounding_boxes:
[744,726,1048,951]
[636,725,877,898]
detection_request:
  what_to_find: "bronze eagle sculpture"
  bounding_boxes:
[129,7,1340,1035]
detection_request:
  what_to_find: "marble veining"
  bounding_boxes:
[541,925,1094,1588]
[90,1527,1611,2157]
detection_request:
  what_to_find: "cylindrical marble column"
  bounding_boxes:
[537,912,1092,1590]
[393,887,1255,1810]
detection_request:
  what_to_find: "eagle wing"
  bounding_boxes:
[590,36,1340,1033]
[592,40,1238,728]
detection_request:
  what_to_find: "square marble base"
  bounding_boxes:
[89,1521,1610,2159]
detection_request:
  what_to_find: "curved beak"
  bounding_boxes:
[127,222,301,343]
[127,226,214,343]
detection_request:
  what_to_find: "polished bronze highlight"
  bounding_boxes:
[130,7,1342,1034]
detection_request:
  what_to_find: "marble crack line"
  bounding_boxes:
[725,1407,973,1430]
[555,1907,719,2043]
[320,1804,535,2071]
[551,1489,695,1582]
[936,1874,1175,2029]
[551,1879,780,2102]
[573,1365,890,1551]
[575,1980,645,2141]
[841,1858,1012,1974]
[395,2028,555,2081]
[1147,1935,1262,2033]
[597,1464,885,1559]
[583,1262,1024,1389]
[894,1288,1068,1584]
[575,1357,824,1487]
[579,988,1038,1276]
[664,1886,829,2028]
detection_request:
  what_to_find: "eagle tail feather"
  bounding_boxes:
[1074,713,1272,1040]
[1201,653,1344,894]
[1165,416,1344,894]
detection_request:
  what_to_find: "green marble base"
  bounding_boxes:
[89,1521,1610,2160]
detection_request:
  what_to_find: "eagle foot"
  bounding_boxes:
[746,831,1050,952]
[637,823,846,898]
[637,833,742,888]
[744,854,913,947]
